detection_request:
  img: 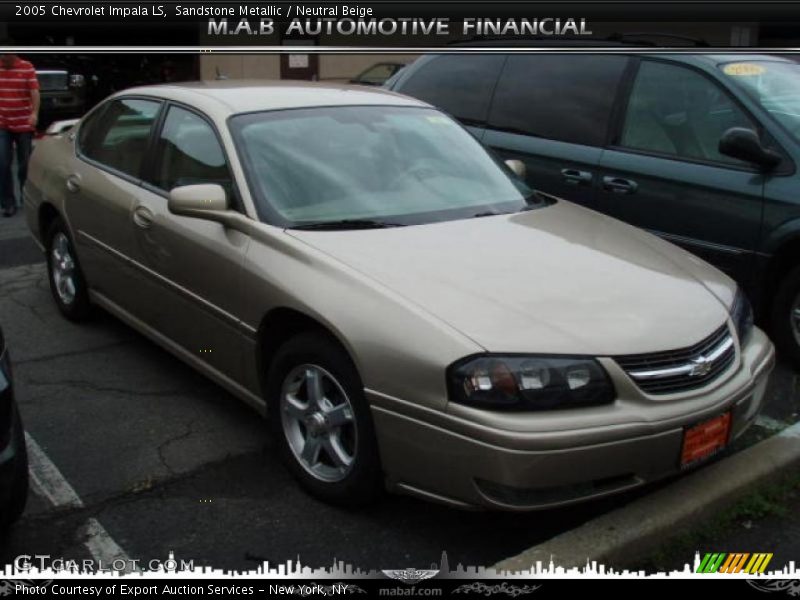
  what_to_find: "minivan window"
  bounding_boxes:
[488,55,628,147]
[397,55,506,126]
[720,60,800,140]
[148,105,231,195]
[621,60,755,166]
[231,106,535,227]
[78,98,161,179]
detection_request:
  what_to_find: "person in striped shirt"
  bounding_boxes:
[0,41,39,217]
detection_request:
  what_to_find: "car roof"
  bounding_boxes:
[115,80,428,119]
[660,53,791,65]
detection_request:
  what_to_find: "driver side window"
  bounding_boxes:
[147,105,233,200]
[620,61,756,166]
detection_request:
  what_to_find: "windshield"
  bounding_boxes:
[230,106,534,228]
[720,60,800,138]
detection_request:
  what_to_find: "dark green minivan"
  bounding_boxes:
[388,53,800,367]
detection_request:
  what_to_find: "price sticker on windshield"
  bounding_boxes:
[723,63,766,76]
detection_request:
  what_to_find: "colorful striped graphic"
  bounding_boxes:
[697,553,773,574]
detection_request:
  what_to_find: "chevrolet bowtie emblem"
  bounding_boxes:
[689,355,712,377]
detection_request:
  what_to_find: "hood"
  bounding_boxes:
[287,201,737,356]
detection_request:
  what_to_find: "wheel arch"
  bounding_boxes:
[255,307,363,397]
[38,202,61,246]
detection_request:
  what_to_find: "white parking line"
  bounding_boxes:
[24,433,132,566]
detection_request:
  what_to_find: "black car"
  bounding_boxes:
[0,325,28,530]
[388,52,800,367]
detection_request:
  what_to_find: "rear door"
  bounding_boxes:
[68,96,163,310]
[391,54,506,140]
[597,58,765,284]
[482,54,631,207]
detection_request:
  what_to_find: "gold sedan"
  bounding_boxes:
[24,82,774,510]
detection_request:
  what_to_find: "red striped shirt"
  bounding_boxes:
[0,57,39,132]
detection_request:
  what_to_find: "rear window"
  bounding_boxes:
[397,55,506,126]
[488,55,629,147]
[37,71,69,91]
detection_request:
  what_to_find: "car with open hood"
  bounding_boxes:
[24,81,775,510]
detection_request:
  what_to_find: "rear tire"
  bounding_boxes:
[771,265,800,369]
[266,332,383,507]
[46,217,92,321]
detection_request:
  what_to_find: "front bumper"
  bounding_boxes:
[369,327,775,510]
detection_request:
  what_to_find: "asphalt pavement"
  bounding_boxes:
[0,210,797,573]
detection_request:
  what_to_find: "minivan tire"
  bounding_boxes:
[771,265,800,369]
[266,332,383,507]
[46,217,92,321]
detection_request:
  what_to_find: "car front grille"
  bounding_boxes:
[614,324,735,395]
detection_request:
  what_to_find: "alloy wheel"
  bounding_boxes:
[51,232,77,306]
[280,364,357,483]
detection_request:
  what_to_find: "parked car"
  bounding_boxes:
[0,325,28,529]
[32,58,90,132]
[25,82,774,510]
[349,62,406,86]
[388,53,800,368]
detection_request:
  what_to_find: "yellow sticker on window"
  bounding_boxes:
[723,63,766,76]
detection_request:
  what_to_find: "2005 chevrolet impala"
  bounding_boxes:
[24,81,775,510]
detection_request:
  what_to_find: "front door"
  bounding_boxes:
[598,59,765,285]
[127,104,251,385]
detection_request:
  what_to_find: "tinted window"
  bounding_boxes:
[148,106,231,194]
[398,55,505,125]
[620,60,756,165]
[78,98,161,178]
[488,55,628,146]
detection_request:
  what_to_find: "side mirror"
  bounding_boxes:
[505,159,526,179]
[168,184,228,219]
[719,127,782,170]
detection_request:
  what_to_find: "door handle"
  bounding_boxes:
[602,176,638,194]
[65,175,81,193]
[132,205,154,229]
[560,168,593,185]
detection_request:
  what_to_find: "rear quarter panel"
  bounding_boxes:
[24,133,77,245]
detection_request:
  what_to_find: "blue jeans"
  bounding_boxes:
[0,129,32,210]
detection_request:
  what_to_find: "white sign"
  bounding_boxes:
[288,54,309,69]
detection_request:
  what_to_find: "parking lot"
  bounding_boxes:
[1,211,798,572]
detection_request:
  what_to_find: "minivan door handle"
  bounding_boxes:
[602,176,638,194]
[560,168,593,185]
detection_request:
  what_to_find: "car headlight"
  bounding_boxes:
[69,74,85,87]
[447,355,615,412]
[731,288,754,345]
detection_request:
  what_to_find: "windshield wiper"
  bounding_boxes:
[471,211,509,218]
[290,219,406,231]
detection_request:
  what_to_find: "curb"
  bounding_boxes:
[492,421,800,572]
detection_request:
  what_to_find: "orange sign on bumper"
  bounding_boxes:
[681,412,732,467]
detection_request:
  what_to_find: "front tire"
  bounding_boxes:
[266,332,383,507]
[46,217,91,321]
[771,265,800,369]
